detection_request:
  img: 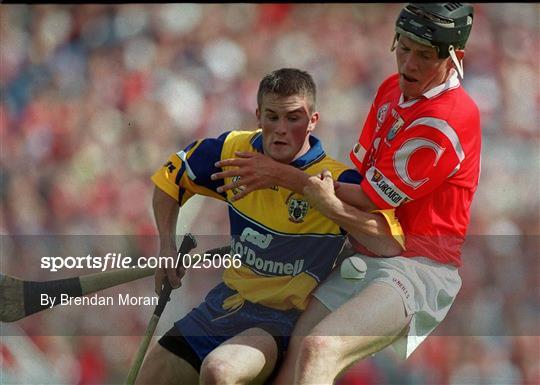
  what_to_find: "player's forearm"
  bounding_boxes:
[152,187,179,250]
[274,164,311,194]
[334,182,378,212]
[318,198,402,257]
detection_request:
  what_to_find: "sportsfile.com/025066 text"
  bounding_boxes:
[40,252,242,272]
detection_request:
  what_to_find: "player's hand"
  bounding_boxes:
[303,169,339,214]
[211,152,280,201]
[154,246,185,295]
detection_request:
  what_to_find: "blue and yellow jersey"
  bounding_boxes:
[152,129,363,311]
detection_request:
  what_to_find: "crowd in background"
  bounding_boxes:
[1,4,538,384]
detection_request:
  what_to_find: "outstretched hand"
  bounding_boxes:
[211,151,281,201]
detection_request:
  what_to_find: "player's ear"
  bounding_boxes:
[256,108,262,128]
[307,111,319,133]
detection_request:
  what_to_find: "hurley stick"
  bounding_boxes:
[124,233,197,385]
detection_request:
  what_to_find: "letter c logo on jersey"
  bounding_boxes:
[393,138,445,189]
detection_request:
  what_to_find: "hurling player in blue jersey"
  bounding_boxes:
[136,68,403,385]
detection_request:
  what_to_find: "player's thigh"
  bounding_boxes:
[273,297,331,385]
[306,282,411,368]
[136,342,199,385]
[200,327,278,385]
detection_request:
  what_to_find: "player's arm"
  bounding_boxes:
[212,151,310,200]
[152,186,184,295]
[151,152,192,295]
[212,155,403,256]
[151,133,229,294]
[334,181,378,212]
[212,151,376,213]
[304,170,403,257]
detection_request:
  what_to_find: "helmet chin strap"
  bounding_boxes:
[448,45,464,79]
[390,33,398,52]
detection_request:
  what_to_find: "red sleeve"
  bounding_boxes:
[350,74,396,170]
[361,117,464,209]
[350,103,376,169]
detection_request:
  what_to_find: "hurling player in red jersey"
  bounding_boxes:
[212,3,481,384]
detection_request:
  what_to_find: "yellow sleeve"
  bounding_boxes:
[151,141,226,206]
[151,153,184,202]
[370,209,406,250]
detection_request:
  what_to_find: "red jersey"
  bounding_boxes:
[350,70,481,267]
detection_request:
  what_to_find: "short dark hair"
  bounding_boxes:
[257,68,317,112]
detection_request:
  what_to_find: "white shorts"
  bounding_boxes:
[312,254,461,359]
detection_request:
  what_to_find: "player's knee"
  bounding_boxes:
[136,344,197,385]
[297,334,341,368]
[200,356,239,385]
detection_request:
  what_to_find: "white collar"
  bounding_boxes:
[398,69,460,108]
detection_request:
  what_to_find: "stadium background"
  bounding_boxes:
[1,4,538,385]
